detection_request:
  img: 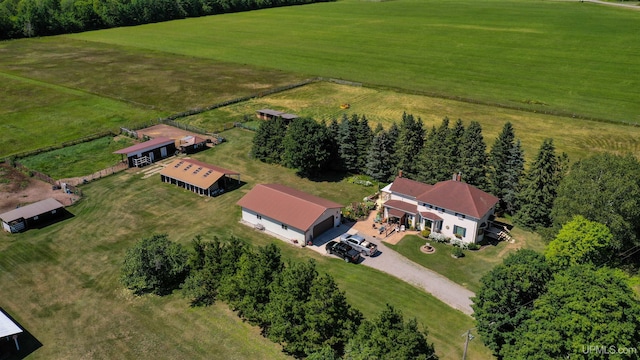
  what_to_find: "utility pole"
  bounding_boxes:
[462,329,471,360]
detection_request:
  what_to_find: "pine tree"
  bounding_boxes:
[338,114,359,173]
[355,115,373,172]
[458,121,488,189]
[366,130,395,182]
[488,122,525,214]
[416,126,438,183]
[447,118,465,174]
[514,139,566,230]
[373,122,384,135]
[326,118,343,171]
[251,117,287,164]
[395,112,425,179]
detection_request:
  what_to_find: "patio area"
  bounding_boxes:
[349,210,418,245]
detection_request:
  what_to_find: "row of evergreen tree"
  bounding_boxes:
[121,234,438,359]
[251,113,567,227]
[0,0,331,40]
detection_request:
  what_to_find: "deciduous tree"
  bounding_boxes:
[545,215,615,270]
[120,233,189,295]
[344,304,437,360]
[472,249,552,358]
[551,153,640,250]
[502,265,640,359]
[282,117,331,177]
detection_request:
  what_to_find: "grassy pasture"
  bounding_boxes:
[16,136,135,178]
[0,38,307,158]
[0,128,493,359]
[67,0,640,123]
[185,82,640,163]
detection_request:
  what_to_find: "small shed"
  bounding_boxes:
[114,137,176,167]
[0,309,22,352]
[0,198,65,233]
[177,135,209,154]
[160,158,240,197]
[256,109,299,122]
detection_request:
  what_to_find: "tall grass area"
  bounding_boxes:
[0,128,492,359]
[17,136,136,178]
[68,0,640,123]
[184,82,640,163]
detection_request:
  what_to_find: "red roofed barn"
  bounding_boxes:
[380,175,499,244]
[237,184,342,243]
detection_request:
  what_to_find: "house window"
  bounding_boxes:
[454,225,466,238]
[281,224,288,230]
[257,214,262,220]
[455,213,465,219]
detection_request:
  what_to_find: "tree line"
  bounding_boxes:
[0,0,332,40]
[472,215,640,359]
[252,113,640,259]
[120,234,438,359]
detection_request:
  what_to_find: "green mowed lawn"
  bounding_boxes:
[17,136,136,179]
[68,0,640,123]
[387,230,546,293]
[0,128,492,360]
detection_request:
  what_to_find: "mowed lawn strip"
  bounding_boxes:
[0,128,493,360]
[68,0,640,123]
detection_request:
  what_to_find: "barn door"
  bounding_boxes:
[160,147,167,157]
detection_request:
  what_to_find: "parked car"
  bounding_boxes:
[339,233,378,256]
[325,241,361,263]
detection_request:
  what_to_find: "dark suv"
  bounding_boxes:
[326,241,362,263]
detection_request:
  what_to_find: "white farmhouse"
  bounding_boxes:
[381,175,499,244]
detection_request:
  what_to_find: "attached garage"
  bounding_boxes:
[237,184,343,244]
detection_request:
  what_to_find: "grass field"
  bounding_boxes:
[16,136,135,178]
[185,81,640,163]
[0,38,307,158]
[67,0,640,123]
[0,128,492,359]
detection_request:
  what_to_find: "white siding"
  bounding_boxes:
[241,208,305,242]
[307,208,341,241]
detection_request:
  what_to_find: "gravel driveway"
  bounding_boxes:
[310,226,475,316]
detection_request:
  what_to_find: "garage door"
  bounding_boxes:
[312,216,334,238]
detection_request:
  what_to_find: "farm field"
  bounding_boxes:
[67,0,640,123]
[0,38,308,158]
[188,81,640,163]
[0,128,493,360]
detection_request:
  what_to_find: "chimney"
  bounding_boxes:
[452,173,457,181]
[398,169,403,178]
[457,172,462,182]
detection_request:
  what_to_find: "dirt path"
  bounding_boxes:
[581,0,640,10]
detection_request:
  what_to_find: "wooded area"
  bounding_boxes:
[0,0,332,39]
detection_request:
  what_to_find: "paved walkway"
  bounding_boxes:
[305,212,476,316]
